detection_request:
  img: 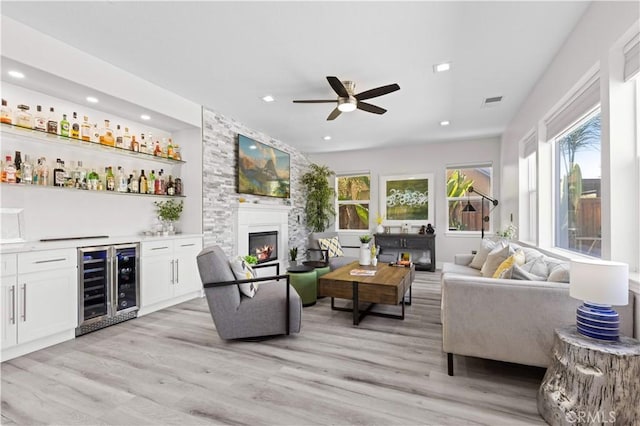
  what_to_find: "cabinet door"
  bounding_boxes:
[1,279,18,350]
[18,268,77,345]
[376,235,402,249]
[173,239,203,297]
[140,254,173,307]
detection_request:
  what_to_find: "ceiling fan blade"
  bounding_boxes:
[355,83,400,101]
[327,108,342,121]
[357,101,387,115]
[326,76,349,98]
[293,100,337,103]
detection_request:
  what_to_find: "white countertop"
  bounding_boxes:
[0,233,203,254]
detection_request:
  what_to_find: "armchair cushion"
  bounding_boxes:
[229,256,258,298]
[318,236,344,258]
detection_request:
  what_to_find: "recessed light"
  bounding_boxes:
[86,96,99,103]
[262,95,275,103]
[140,114,151,120]
[433,62,451,73]
[8,70,25,79]
[323,136,332,141]
[440,120,450,126]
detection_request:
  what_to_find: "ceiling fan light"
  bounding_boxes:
[337,97,357,112]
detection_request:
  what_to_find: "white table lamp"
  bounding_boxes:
[570,259,629,341]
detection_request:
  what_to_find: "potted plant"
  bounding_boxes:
[154,199,184,235]
[289,247,298,267]
[243,254,258,265]
[359,234,372,247]
[301,164,335,232]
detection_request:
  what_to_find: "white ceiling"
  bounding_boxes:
[1,1,590,154]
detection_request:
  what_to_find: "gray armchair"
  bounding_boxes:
[196,246,302,340]
[308,231,358,270]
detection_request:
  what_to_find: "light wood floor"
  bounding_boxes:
[1,271,546,425]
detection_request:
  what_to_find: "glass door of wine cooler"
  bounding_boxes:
[78,247,110,324]
[114,245,139,314]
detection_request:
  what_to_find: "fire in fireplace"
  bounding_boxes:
[248,231,278,264]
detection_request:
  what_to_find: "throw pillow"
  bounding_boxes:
[492,249,526,279]
[511,264,546,281]
[481,245,513,278]
[469,239,499,270]
[318,236,344,258]
[547,261,570,283]
[229,256,258,298]
[520,257,550,279]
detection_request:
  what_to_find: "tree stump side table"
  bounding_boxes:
[537,326,640,425]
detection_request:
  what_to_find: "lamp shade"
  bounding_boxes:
[569,259,629,306]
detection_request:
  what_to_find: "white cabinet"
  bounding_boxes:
[1,249,77,362]
[140,237,202,314]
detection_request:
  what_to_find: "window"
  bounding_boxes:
[553,109,601,257]
[446,165,493,232]
[525,152,537,242]
[336,174,370,230]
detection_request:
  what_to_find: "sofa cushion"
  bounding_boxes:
[493,249,525,279]
[318,236,344,258]
[547,261,570,283]
[469,239,500,270]
[229,256,259,298]
[442,262,482,276]
[481,245,513,277]
[520,257,550,279]
[511,264,546,281]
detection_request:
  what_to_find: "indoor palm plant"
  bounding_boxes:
[301,163,335,232]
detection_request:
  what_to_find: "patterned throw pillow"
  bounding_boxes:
[481,245,513,278]
[229,256,258,298]
[492,249,526,279]
[318,236,344,258]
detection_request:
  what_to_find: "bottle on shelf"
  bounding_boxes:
[81,115,91,141]
[140,133,147,154]
[91,123,100,143]
[60,113,70,137]
[154,169,163,194]
[167,138,174,160]
[127,174,132,193]
[34,105,47,131]
[123,127,132,150]
[131,135,139,152]
[71,112,80,139]
[99,120,115,147]
[21,154,33,185]
[147,170,156,195]
[16,104,34,129]
[175,177,182,196]
[64,160,74,187]
[4,156,16,183]
[36,157,49,186]
[147,132,153,155]
[117,166,127,192]
[153,140,162,157]
[87,168,99,191]
[115,125,123,149]
[130,169,139,193]
[105,166,115,191]
[73,160,86,189]
[1,99,12,124]
[14,151,22,184]
[53,158,66,187]
[139,169,148,194]
[173,143,181,161]
[47,107,58,134]
[166,175,175,196]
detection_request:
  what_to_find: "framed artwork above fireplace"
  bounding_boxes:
[237,134,290,198]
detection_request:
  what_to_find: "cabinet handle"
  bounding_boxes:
[21,284,27,322]
[152,246,170,251]
[175,259,179,284]
[34,257,67,264]
[170,260,175,284]
[180,243,196,247]
[9,285,16,324]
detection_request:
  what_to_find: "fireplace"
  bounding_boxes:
[249,231,278,264]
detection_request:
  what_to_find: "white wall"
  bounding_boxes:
[309,137,501,267]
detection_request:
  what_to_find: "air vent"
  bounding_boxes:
[482,96,503,108]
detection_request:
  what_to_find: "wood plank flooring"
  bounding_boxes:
[1,271,547,425]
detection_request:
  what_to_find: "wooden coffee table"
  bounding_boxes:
[318,261,414,325]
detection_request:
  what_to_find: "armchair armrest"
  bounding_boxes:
[253,262,280,275]
[454,254,474,266]
[307,247,329,263]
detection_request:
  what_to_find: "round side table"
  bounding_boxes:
[303,261,330,298]
[287,265,317,307]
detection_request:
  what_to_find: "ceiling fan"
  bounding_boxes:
[293,76,400,120]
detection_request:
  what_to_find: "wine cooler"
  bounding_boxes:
[76,244,139,336]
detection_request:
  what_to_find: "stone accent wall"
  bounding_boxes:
[202,107,310,257]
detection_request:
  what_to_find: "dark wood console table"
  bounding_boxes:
[374,233,436,272]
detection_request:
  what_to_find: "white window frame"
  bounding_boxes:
[335,173,371,232]
[445,164,494,235]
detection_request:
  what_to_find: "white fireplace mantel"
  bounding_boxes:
[232,203,291,270]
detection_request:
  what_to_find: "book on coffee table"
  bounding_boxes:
[349,269,377,276]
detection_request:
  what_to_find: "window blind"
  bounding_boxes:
[545,76,600,140]
[624,33,640,82]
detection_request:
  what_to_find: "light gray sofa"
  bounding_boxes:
[441,252,635,375]
[308,231,358,270]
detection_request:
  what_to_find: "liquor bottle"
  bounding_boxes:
[146,132,153,155]
[1,99,12,125]
[99,120,115,147]
[147,170,156,195]
[123,127,132,150]
[154,169,163,194]
[4,156,16,183]
[21,155,33,185]
[131,135,139,152]
[81,116,91,141]
[92,123,100,143]
[47,107,58,134]
[153,140,162,156]
[36,157,49,186]
[117,166,127,192]
[167,138,174,160]
[64,160,74,187]
[34,105,47,131]
[106,166,115,191]
[70,112,80,139]
[14,151,22,183]
[87,168,99,191]
[73,160,86,189]
[16,105,33,129]
[115,125,123,149]
[166,175,175,196]
[130,170,139,193]
[127,174,132,193]
[140,133,147,154]
[173,143,181,161]
[53,158,65,187]
[139,169,148,194]
[175,177,182,196]
[60,113,70,137]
